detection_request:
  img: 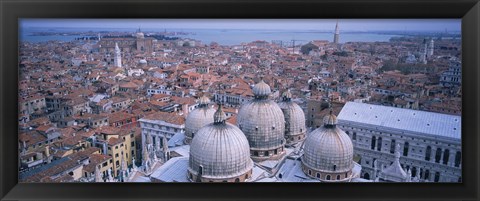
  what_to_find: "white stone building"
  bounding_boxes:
[337,102,462,182]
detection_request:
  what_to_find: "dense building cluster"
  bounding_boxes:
[18,24,461,183]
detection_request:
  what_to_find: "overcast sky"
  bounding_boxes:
[20,19,461,32]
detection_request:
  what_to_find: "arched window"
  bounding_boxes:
[264,151,269,156]
[326,175,331,180]
[435,148,442,163]
[235,178,240,182]
[434,172,440,182]
[274,149,278,155]
[199,165,204,175]
[411,167,417,177]
[455,151,461,167]
[352,132,357,140]
[336,175,341,180]
[403,142,409,156]
[333,165,336,171]
[424,170,430,180]
[371,136,377,150]
[390,139,396,154]
[363,173,370,180]
[316,173,320,178]
[308,170,312,175]
[377,137,382,151]
[425,146,431,161]
[443,149,450,165]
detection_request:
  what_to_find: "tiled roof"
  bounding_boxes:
[141,111,185,125]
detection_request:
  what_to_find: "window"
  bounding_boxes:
[336,175,340,180]
[102,162,108,167]
[316,173,320,178]
[352,132,357,140]
[371,136,376,150]
[390,139,396,154]
[403,142,409,156]
[443,149,450,165]
[434,172,440,182]
[435,148,442,163]
[425,146,432,161]
[326,175,331,180]
[455,151,461,167]
[377,137,382,151]
[308,170,312,175]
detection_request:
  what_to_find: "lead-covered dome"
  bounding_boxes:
[188,105,253,182]
[184,95,215,144]
[237,80,286,161]
[278,90,306,145]
[252,80,272,98]
[302,111,354,182]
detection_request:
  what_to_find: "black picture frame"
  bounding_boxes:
[1,0,479,200]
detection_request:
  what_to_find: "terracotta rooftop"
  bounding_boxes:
[141,111,185,125]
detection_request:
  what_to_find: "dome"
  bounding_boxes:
[237,80,286,161]
[278,90,306,145]
[301,111,354,181]
[188,105,253,182]
[139,59,147,64]
[252,80,272,98]
[184,96,215,144]
[136,32,145,39]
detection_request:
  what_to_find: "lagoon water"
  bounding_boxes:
[20,27,400,45]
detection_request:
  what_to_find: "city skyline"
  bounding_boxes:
[20,19,461,32]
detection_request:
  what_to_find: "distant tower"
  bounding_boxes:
[333,20,340,44]
[97,33,101,42]
[428,39,434,56]
[419,39,427,64]
[114,42,122,68]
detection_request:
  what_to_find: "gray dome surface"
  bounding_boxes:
[252,80,272,97]
[278,101,306,138]
[237,100,286,150]
[302,125,354,173]
[189,122,253,179]
[185,106,216,140]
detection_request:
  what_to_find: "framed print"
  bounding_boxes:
[1,0,479,200]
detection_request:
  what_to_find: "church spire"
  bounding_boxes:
[334,20,340,44]
[114,42,122,68]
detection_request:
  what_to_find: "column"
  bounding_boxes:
[439,148,444,164]
[430,146,436,163]
[448,151,456,167]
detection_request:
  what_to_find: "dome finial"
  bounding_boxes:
[214,103,227,124]
[253,79,272,98]
[198,95,210,107]
[282,89,292,101]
